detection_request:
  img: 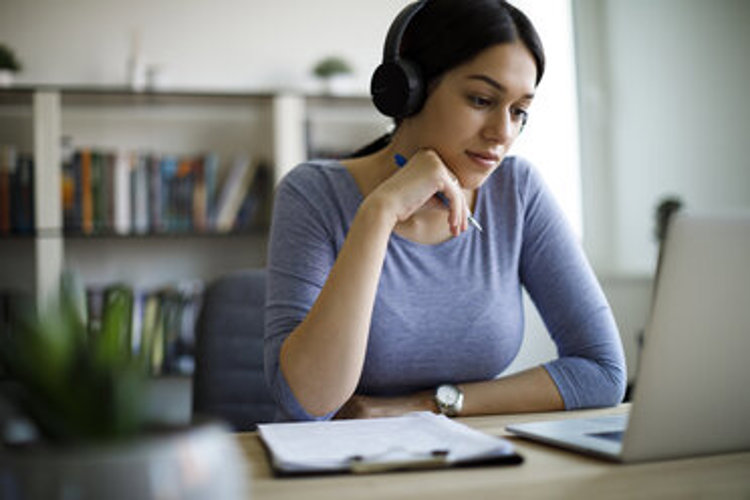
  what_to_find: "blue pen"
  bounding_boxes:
[394,153,483,233]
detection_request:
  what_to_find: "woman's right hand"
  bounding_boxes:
[368,149,470,236]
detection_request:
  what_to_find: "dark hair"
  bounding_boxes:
[403,0,544,89]
[351,0,545,157]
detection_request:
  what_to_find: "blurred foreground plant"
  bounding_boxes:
[0,281,149,443]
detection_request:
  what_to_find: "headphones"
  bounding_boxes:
[370,1,428,119]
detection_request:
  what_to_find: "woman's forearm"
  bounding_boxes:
[279,195,397,417]
[459,366,565,415]
[333,366,565,419]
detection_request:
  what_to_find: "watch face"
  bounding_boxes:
[437,384,459,405]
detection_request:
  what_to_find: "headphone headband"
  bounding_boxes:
[382,1,427,62]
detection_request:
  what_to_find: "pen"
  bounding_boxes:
[394,153,483,233]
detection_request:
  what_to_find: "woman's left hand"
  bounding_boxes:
[334,392,436,419]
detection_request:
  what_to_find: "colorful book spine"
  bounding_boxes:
[148,154,162,233]
[175,158,193,232]
[80,149,94,235]
[192,156,207,232]
[61,148,265,236]
[159,155,178,232]
[131,152,149,234]
[114,150,131,235]
[203,152,219,229]
[98,284,134,362]
[0,146,16,235]
[12,154,34,234]
[104,152,116,233]
[214,155,255,233]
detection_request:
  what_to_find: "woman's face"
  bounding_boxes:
[404,40,537,190]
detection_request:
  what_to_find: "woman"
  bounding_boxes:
[264,0,626,421]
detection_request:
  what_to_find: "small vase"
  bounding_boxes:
[0,70,15,87]
[0,421,249,500]
[321,74,354,96]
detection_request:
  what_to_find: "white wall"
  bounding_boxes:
[575,0,750,276]
[0,0,409,92]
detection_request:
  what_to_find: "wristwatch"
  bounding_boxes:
[434,384,464,417]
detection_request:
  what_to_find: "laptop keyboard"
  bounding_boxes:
[588,430,625,442]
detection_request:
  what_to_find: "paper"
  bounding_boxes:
[257,412,517,474]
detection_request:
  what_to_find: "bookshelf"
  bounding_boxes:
[0,86,389,299]
[1,86,389,377]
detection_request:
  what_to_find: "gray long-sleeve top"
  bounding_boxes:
[264,156,626,421]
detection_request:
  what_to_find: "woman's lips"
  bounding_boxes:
[466,151,500,169]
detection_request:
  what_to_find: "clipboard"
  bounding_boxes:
[257,412,523,476]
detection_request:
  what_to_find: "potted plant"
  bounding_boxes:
[0,44,22,87]
[0,279,248,499]
[312,55,354,95]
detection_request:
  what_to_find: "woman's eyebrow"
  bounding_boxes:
[467,74,535,100]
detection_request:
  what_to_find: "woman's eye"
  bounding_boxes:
[468,95,493,108]
[512,108,529,125]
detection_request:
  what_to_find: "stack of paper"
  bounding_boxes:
[258,412,520,475]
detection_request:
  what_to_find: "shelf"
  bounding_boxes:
[4,84,374,104]
[61,89,276,108]
[0,87,35,106]
[61,228,268,240]
[0,86,383,303]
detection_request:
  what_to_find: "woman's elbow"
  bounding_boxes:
[600,360,628,407]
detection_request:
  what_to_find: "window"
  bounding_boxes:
[509,0,582,237]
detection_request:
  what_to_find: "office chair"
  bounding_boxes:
[192,268,276,431]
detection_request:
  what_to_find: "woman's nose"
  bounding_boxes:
[482,109,515,144]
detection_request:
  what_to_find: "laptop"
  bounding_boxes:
[507,212,750,462]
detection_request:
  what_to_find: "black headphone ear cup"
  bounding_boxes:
[370,59,424,118]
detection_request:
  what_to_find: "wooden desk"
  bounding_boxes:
[235,405,750,499]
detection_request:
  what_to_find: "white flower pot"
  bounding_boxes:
[0,70,15,87]
[0,421,249,500]
[321,74,355,96]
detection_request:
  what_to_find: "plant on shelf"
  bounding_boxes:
[0,43,22,86]
[0,276,248,499]
[312,55,354,95]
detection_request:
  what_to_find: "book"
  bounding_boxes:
[12,154,34,234]
[214,155,256,232]
[104,152,116,233]
[203,152,219,229]
[92,151,109,233]
[140,291,164,375]
[175,157,193,232]
[161,155,182,232]
[258,412,522,475]
[192,156,207,232]
[148,154,162,234]
[98,284,134,361]
[60,148,268,236]
[131,152,149,234]
[113,150,131,235]
[61,153,76,232]
[234,160,271,231]
[64,150,84,233]
[0,146,17,235]
[80,149,93,235]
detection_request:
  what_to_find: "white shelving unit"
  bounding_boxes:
[0,86,390,304]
